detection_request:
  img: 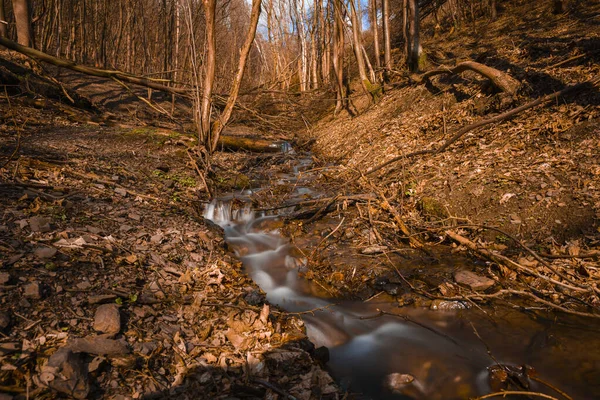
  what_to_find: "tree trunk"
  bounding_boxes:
[332,0,345,114]
[200,0,216,147]
[381,0,392,81]
[490,0,497,20]
[0,0,8,39]
[209,0,262,152]
[406,0,420,72]
[369,0,381,78]
[349,0,373,99]
[12,0,32,46]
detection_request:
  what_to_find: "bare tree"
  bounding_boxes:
[406,0,420,72]
[332,0,345,114]
[0,0,8,39]
[209,0,262,151]
[200,0,217,147]
[381,0,392,81]
[349,0,374,99]
[369,0,381,78]
[12,0,32,46]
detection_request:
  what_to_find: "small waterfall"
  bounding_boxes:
[203,199,254,226]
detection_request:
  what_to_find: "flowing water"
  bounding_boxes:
[204,150,600,399]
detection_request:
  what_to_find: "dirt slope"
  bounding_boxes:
[311,0,600,246]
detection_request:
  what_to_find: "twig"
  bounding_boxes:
[185,149,212,197]
[309,217,345,261]
[471,390,560,400]
[252,379,297,400]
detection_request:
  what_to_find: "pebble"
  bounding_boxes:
[93,304,121,335]
[0,311,11,331]
[454,270,495,291]
[29,216,51,233]
[24,282,42,299]
[0,272,11,285]
[34,246,58,259]
[114,188,128,197]
[42,348,89,399]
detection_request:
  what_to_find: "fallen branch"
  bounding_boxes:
[0,36,189,97]
[472,390,560,400]
[367,76,600,176]
[445,230,591,294]
[414,61,521,95]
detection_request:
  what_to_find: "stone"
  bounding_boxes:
[454,270,495,291]
[361,245,388,255]
[93,304,121,335]
[0,272,11,285]
[114,188,128,197]
[67,336,130,356]
[0,312,11,331]
[29,216,51,233]
[24,282,42,299]
[41,348,89,399]
[34,246,58,259]
[430,300,468,311]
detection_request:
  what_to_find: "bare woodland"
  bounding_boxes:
[1,0,600,399]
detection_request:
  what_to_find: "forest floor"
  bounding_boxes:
[0,70,337,399]
[294,1,600,315]
[0,1,600,399]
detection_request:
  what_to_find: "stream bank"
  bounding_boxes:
[205,145,600,399]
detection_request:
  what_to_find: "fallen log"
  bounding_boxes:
[0,36,189,98]
[217,135,286,153]
[413,61,521,95]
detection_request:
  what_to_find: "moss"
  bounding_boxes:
[215,173,252,191]
[417,197,449,221]
[364,79,383,102]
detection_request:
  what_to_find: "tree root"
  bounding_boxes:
[413,61,521,95]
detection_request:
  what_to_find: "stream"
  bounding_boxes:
[203,148,600,399]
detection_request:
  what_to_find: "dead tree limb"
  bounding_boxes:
[367,76,600,175]
[413,61,521,94]
[0,36,190,97]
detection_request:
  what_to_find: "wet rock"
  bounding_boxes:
[384,373,425,397]
[383,283,402,296]
[430,299,467,311]
[361,245,388,255]
[93,304,121,335]
[244,289,265,306]
[40,348,89,399]
[67,336,130,356]
[34,246,57,259]
[29,216,51,232]
[0,312,11,331]
[24,282,42,299]
[454,270,495,291]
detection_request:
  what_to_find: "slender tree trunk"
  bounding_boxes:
[0,0,8,39]
[349,0,373,99]
[12,0,32,46]
[201,0,217,146]
[406,0,420,72]
[369,0,381,78]
[361,43,376,83]
[490,0,497,20]
[381,0,392,81]
[209,0,262,152]
[321,1,331,84]
[332,0,345,114]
